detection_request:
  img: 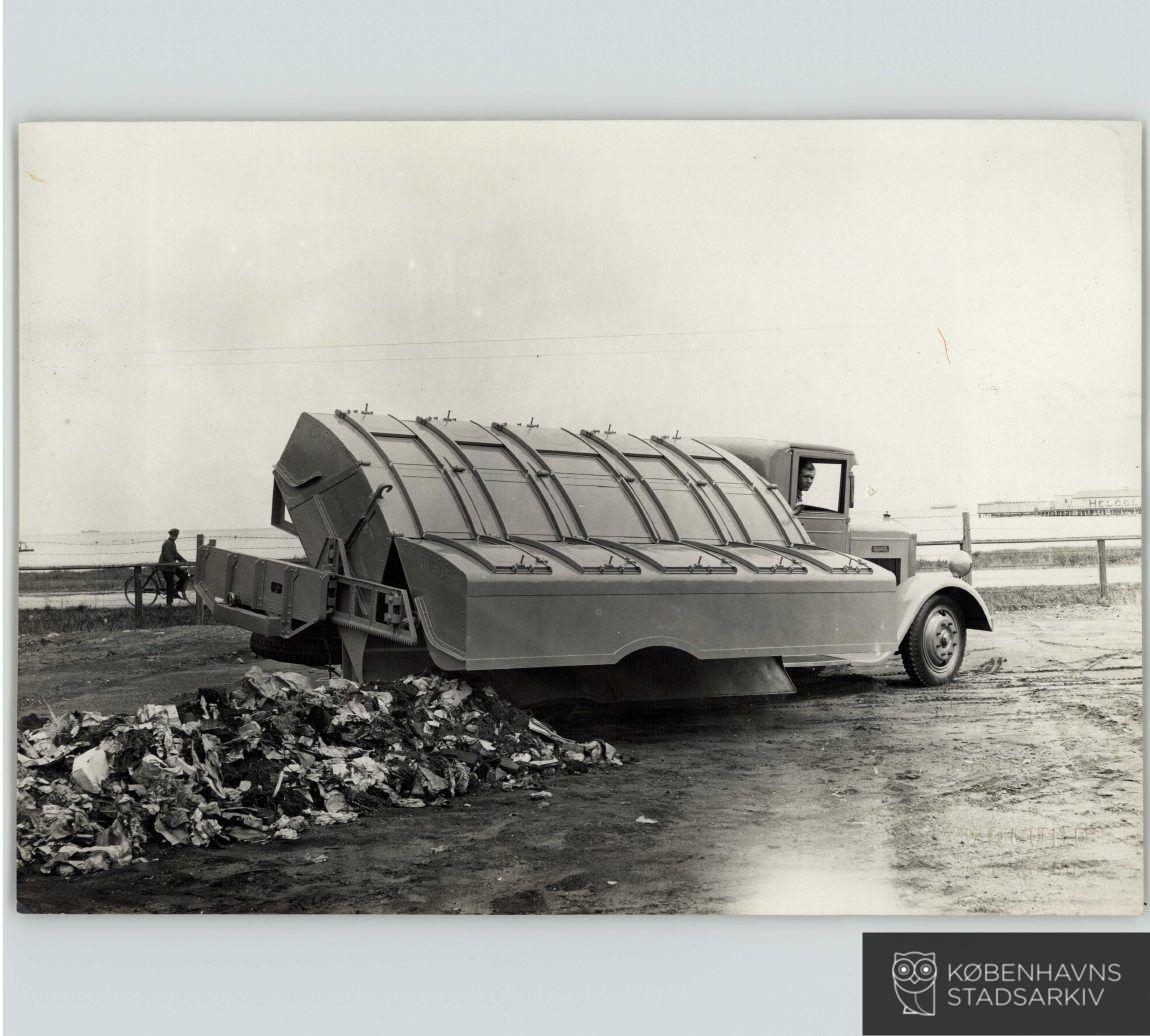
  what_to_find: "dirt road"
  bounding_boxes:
[17,603,1143,914]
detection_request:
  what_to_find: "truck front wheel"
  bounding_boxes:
[900,594,966,686]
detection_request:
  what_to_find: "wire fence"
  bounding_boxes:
[19,530,301,566]
[19,562,202,627]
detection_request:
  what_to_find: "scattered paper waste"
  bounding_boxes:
[70,747,110,795]
[18,668,622,876]
[635,815,658,824]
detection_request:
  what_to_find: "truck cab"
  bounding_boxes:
[701,439,916,583]
[701,436,990,684]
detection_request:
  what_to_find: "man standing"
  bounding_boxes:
[159,528,189,605]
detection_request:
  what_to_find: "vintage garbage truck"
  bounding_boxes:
[195,412,991,704]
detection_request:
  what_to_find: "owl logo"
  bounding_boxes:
[892,951,937,1016]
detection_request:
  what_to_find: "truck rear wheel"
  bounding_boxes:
[250,628,341,668]
[900,594,966,686]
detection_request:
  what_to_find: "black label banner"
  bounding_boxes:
[863,932,1150,1035]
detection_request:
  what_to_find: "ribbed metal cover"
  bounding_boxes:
[273,412,897,673]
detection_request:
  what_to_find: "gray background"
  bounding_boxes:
[5,2,1147,1033]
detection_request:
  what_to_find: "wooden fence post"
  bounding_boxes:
[195,534,205,625]
[961,511,973,585]
[1097,538,1109,603]
[132,564,143,627]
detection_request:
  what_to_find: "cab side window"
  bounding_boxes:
[794,458,846,514]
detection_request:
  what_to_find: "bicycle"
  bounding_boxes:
[122,564,194,606]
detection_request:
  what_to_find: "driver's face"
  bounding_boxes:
[799,466,816,492]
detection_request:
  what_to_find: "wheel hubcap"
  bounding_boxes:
[923,608,960,670]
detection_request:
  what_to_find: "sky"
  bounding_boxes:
[18,120,1141,534]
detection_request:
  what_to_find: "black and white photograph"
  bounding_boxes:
[15,118,1142,916]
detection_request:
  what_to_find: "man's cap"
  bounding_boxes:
[168,528,180,536]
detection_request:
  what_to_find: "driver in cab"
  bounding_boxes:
[793,460,816,513]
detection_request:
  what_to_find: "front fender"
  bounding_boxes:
[895,573,993,645]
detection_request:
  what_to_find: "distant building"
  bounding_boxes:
[977,500,1052,517]
[978,491,1140,518]
[1046,490,1140,516]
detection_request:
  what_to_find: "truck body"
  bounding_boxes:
[196,412,991,703]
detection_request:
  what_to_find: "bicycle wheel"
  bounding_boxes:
[123,571,163,606]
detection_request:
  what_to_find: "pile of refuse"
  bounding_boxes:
[17,668,621,877]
